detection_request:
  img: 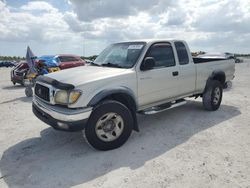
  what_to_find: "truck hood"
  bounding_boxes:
[45,65,132,86]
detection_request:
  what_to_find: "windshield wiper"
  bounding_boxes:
[101,62,123,68]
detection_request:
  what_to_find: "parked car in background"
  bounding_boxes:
[10,54,85,86]
[57,54,86,69]
[11,61,29,85]
[225,52,235,59]
[235,58,243,63]
[37,55,85,70]
[84,59,93,64]
[0,61,15,68]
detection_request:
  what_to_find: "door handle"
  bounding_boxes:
[172,71,179,76]
[140,76,152,80]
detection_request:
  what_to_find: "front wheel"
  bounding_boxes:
[84,100,134,151]
[202,80,223,111]
[25,86,33,97]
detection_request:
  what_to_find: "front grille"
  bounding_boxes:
[35,83,50,102]
[15,71,24,76]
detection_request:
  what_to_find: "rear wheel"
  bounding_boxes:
[84,100,133,151]
[202,80,223,111]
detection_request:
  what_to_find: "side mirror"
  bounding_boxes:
[141,57,155,71]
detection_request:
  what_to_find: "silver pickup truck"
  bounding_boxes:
[32,40,235,150]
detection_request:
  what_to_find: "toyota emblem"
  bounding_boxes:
[38,88,42,95]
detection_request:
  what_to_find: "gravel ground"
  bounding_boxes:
[0,61,250,188]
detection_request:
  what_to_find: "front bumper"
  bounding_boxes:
[32,98,92,132]
[11,70,24,84]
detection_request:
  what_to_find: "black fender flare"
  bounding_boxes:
[204,70,226,92]
[210,70,226,83]
[87,87,139,132]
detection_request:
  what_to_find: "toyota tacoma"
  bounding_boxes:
[32,40,235,150]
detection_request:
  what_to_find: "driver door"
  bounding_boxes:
[137,42,180,107]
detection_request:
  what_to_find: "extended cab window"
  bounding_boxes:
[147,43,175,68]
[174,42,189,65]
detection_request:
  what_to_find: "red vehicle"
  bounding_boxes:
[11,61,29,85]
[11,54,85,85]
[56,54,85,69]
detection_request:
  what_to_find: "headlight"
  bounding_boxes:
[54,90,68,104]
[54,90,82,105]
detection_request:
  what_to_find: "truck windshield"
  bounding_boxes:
[93,42,146,68]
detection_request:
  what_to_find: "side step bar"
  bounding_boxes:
[139,99,187,115]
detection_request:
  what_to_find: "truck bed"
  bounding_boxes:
[194,58,235,93]
[193,57,228,64]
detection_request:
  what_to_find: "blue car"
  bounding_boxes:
[37,55,59,67]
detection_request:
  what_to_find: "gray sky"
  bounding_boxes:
[0,0,250,57]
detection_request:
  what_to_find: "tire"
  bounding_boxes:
[12,81,16,85]
[25,86,33,97]
[202,80,223,111]
[84,100,134,151]
[21,79,25,86]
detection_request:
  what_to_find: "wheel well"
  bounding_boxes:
[211,72,226,85]
[204,71,226,93]
[102,93,137,112]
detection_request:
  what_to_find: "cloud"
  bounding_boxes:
[63,12,95,32]
[191,0,250,33]
[158,8,187,26]
[0,0,87,56]
[63,11,160,44]
[68,0,174,22]
[0,1,75,43]
[0,0,249,56]
[21,1,57,12]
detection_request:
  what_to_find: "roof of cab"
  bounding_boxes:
[117,39,185,44]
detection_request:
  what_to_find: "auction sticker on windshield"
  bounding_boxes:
[128,45,143,50]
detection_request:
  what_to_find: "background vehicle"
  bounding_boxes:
[24,61,60,97]
[11,54,85,85]
[84,59,94,64]
[235,58,244,63]
[32,40,235,151]
[56,54,85,69]
[0,61,15,68]
[37,55,85,70]
[11,61,29,85]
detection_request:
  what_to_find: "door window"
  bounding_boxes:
[146,43,176,68]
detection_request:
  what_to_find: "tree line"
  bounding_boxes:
[0,56,25,61]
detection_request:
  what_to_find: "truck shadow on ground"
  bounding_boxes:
[1,85,24,90]
[0,96,32,104]
[1,85,32,104]
[224,81,233,92]
[0,101,241,188]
